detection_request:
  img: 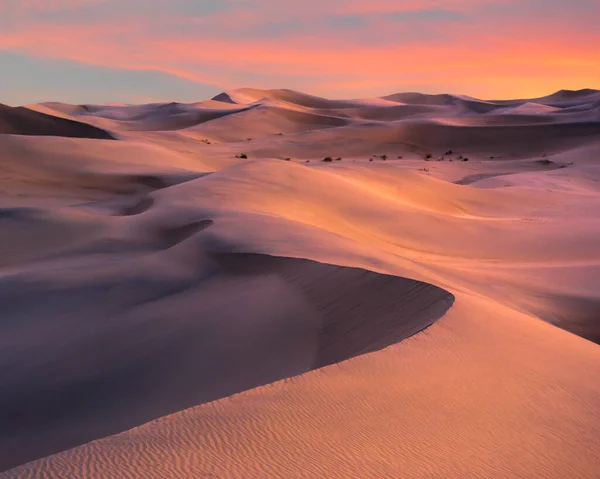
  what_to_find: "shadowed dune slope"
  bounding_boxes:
[0,252,453,471]
[0,104,115,139]
[123,107,252,131]
[27,102,255,133]
[203,118,600,169]
[80,103,254,132]
[213,254,454,368]
[5,294,598,479]
[381,92,509,114]
[532,88,600,107]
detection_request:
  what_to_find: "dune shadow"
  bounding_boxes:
[0,252,453,471]
[118,197,155,216]
[0,104,115,139]
[156,219,215,248]
[213,253,455,369]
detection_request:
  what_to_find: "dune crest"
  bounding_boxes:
[0,104,114,139]
[1,87,600,478]
[0,250,453,470]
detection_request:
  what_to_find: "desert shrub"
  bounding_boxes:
[335,157,342,161]
[284,157,291,161]
[381,154,387,160]
[463,157,469,162]
[369,158,373,162]
[236,153,248,159]
[445,150,453,155]
[425,154,432,159]
[322,156,334,162]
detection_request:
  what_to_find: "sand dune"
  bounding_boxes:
[0,134,213,206]
[382,92,470,105]
[178,104,350,142]
[311,103,451,122]
[200,117,600,162]
[532,88,600,107]
[7,294,598,479]
[24,88,599,139]
[0,104,114,139]
[0,250,452,470]
[26,101,257,134]
[382,92,503,114]
[82,102,253,132]
[212,88,363,109]
[213,254,454,368]
[495,101,560,115]
[1,88,600,477]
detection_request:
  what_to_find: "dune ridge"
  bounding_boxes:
[6,293,598,479]
[20,88,599,142]
[1,87,600,477]
[0,104,114,139]
[0,250,453,470]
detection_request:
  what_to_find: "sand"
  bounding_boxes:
[0,104,114,140]
[1,88,599,478]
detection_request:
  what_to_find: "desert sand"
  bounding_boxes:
[1,88,599,478]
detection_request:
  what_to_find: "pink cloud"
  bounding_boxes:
[0,0,112,14]
[1,0,598,99]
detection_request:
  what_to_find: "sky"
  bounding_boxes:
[0,0,598,105]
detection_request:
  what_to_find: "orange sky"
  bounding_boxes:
[1,0,598,103]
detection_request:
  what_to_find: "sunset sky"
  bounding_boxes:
[1,0,598,104]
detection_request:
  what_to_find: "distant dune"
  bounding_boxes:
[0,104,114,139]
[212,87,361,109]
[1,88,600,478]
[532,88,600,106]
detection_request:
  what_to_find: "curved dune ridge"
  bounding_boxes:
[213,254,454,368]
[0,104,114,139]
[8,293,599,479]
[145,157,600,347]
[1,88,600,477]
[0,249,453,471]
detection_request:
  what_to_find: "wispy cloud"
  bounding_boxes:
[1,0,598,102]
